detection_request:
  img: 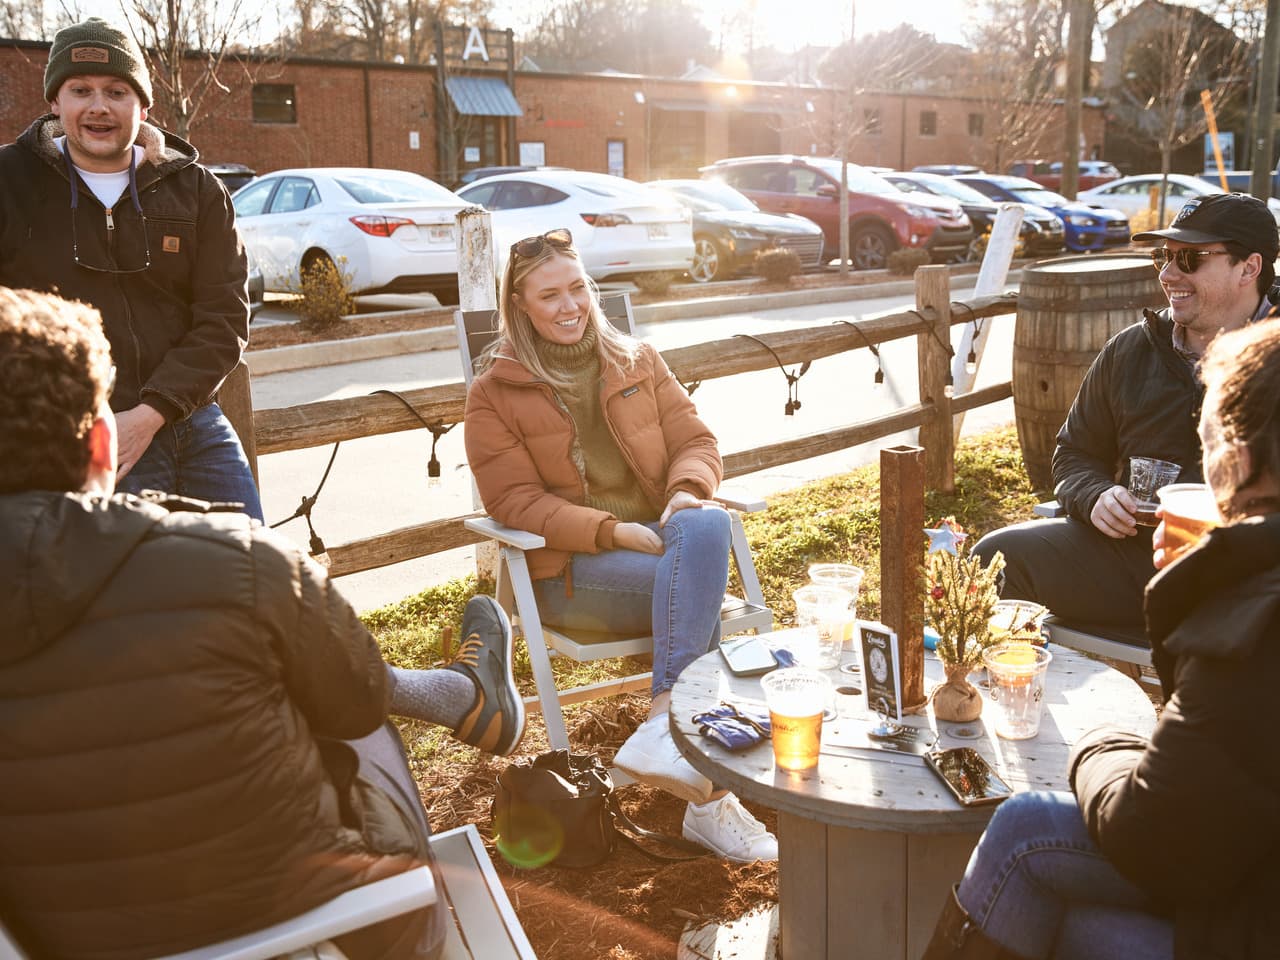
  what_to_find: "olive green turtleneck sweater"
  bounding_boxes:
[535,327,657,545]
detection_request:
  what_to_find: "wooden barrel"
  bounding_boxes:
[1014,254,1166,490]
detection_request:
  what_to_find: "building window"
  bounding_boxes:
[253,84,296,124]
[864,108,882,136]
[968,113,984,137]
[919,110,937,137]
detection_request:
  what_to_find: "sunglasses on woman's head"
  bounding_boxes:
[1149,247,1231,274]
[510,228,574,259]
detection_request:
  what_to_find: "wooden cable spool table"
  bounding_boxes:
[669,638,1157,960]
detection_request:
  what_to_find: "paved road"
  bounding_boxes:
[252,280,1017,612]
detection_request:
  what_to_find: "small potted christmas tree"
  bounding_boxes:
[924,517,1005,722]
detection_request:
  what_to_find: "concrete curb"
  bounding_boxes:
[247,269,1014,377]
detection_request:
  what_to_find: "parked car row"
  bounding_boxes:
[223,151,1276,306]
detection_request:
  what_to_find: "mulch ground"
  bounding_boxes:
[414,695,778,960]
[246,263,984,352]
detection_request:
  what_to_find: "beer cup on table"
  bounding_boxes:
[806,563,864,645]
[983,643,1053,740]
[760,668,829,771]
[1128,457,1181,527]
[792,584,856,670]
[1156,482,1221,563]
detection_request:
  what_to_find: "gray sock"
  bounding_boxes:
[385,664,475,730]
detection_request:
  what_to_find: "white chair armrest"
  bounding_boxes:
[153,867,436,960]
[464,517,547,550]
[713,488,767,513]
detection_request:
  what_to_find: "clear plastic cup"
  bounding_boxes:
[761,668,829,770]
[792,584,856,670]
[1128,457,1181,527]
[983,643,1052,740]
[807,563,864,645]
[1156,483,1220,563]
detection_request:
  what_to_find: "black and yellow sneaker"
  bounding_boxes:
[446,596,525,756]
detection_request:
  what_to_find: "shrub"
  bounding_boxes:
[1129,207,1174,234]
[291,256,355,329]
[967,227,1027,264]
[754,247,803,284]
[885,248,932,276]
[635,270,678,295]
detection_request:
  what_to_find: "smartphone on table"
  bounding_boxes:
[924,747,1014,806]
[718,635,780,677]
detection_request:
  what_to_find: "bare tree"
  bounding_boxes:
[962,0,1066,171]
[520,0,713,75]
[122,0,273,140]
[2,0,47,38]
[815,25,945,271]
[1116,2,1250,221]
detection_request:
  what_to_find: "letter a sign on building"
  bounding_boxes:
[461,26,490,62]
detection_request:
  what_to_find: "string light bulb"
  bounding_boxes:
[966,348,977,375]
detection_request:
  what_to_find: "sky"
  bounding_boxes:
[495,0,973,53]
[61,0,974,53]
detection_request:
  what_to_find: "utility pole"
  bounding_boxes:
[1061,0,1089,199]
[1251,0,1280,201]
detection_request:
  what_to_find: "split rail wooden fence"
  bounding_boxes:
[228,265,1019,581]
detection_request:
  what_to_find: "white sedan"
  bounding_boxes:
[1078,173,1280,227]
[231,167,468,304]
[456,170,694,282]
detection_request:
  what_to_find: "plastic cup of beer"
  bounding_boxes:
[761,668,828,771]
[792,584,856,670]
[1156,483,1220,563]
[807,563,864,647]
[1128,457,1181,527]
[983,643,1053,740]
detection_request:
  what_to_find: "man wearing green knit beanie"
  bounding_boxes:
[0,16,263,521]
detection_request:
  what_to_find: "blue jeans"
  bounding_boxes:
[958,792,1173,959]
[533,505,732,695]
[117,402,264,521]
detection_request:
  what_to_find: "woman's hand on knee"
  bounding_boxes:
[615,522,664,554]
[659,490,708,527]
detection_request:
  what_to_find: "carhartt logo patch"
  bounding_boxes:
[162,236,181,253]
[71,46,110,63]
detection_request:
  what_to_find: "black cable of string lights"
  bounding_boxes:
[731,332,811,415]
[832,318,886,384]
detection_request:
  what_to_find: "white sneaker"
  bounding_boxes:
[613,714,713,803]
[682,794,779,863]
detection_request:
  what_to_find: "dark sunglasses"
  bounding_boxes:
[510,228,573,259]
[1150,247,1231,274]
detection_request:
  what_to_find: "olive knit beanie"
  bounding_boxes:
[44,18,152,107]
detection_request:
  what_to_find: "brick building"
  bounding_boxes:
[1,33,1104,184]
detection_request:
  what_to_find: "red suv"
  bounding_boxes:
[1007,159,1121,192]
[700,155,972,269]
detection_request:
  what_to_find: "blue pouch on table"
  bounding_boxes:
[692,702,773,751]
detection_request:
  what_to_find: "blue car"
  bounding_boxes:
[955,174,1130,253]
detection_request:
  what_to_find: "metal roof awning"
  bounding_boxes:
[445,76,523,117]
[651,99,723,113]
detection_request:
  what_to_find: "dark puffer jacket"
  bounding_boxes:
[1052,308,1205,522]
[0,492,424,960]
[0,117,248,423]
[1069,513,1280,959]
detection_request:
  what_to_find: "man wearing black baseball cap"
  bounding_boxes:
[971,192,1278,635]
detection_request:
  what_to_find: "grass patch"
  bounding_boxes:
[363,425,1042,770]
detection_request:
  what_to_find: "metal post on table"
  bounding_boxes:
[880,444,926,712]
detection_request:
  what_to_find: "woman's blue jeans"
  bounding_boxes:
[533,505,732,696]
[957,791,1173,959]
[117,402,264,521]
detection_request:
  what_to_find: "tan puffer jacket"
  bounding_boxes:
[464,340,722,580]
